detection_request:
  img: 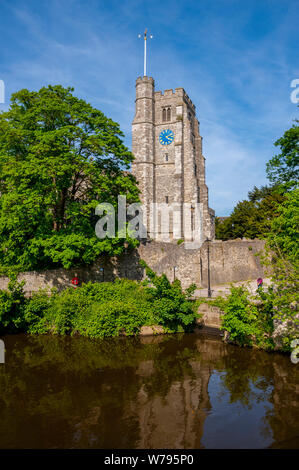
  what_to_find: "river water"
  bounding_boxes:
[0,332,298,449]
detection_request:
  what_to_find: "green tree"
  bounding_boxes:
[215,186,284,240]
[267,187,299,262]
[229,199,258,239]
[215,217,232,240]
[266,120,299,191]
[255,189,299,351]
[0,85,139,271]
[247,185,274,203]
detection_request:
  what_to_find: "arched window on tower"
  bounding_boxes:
[162,107,171,122]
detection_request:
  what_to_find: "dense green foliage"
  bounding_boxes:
[261,187,299,351]
[0,266,199,337]
[24,280,153,338]
[0,85,139,272]
[215,188,299,352]
[213,285,274,350]
[0,275,26,332]
[266,120,299,191]
[140,261,198,332]
[215,185,285,240]
[267,187,299,261]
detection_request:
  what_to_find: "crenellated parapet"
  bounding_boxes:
[154,87,196,114]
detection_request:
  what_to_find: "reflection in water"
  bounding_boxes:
[0,332,298,449]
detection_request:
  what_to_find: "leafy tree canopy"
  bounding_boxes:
[266,120,299,191]
[0,85,139,271]
[215,186,284,240]
[267,187,299,263]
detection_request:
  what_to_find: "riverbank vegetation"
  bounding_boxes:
[213,188,299,352]
[214,119,299,352]
[0,263,199,338]
[213,285,275,350]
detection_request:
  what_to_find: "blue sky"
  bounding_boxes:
[0,0,298,215]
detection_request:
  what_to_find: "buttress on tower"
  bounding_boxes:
[132,76,215,244]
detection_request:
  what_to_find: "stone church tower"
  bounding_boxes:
[132,76,215,244]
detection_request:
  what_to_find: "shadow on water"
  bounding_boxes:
[0,332,298,449]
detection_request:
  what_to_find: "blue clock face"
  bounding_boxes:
[159,129,174,146]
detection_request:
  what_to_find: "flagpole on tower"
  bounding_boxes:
[138,29,153,77]
[144,29,147,77]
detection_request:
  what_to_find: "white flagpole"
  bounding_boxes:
[144,29,147,76]
[139,29,153,77]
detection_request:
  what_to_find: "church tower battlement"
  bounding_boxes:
[132,75,215,244]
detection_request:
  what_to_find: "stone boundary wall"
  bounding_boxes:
[0,239,265,295]
[138,238,265,289]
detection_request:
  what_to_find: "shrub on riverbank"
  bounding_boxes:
[139,261,197,332]
[261,187,299,351]
[213,285,275,350]
[214,187,299,352]
[24,280,154,337]
[0,275,26,333]
[213,270,297,352]
[0,268,199,338]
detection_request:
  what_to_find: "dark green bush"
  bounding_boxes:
[24,279,155,337]
[213,285,274,350]
[21,265,199,337]
[140,261,199,332]
[74,299,149,338]
[0,276,26,333]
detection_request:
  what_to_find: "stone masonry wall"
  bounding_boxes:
[0,239,265,295]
